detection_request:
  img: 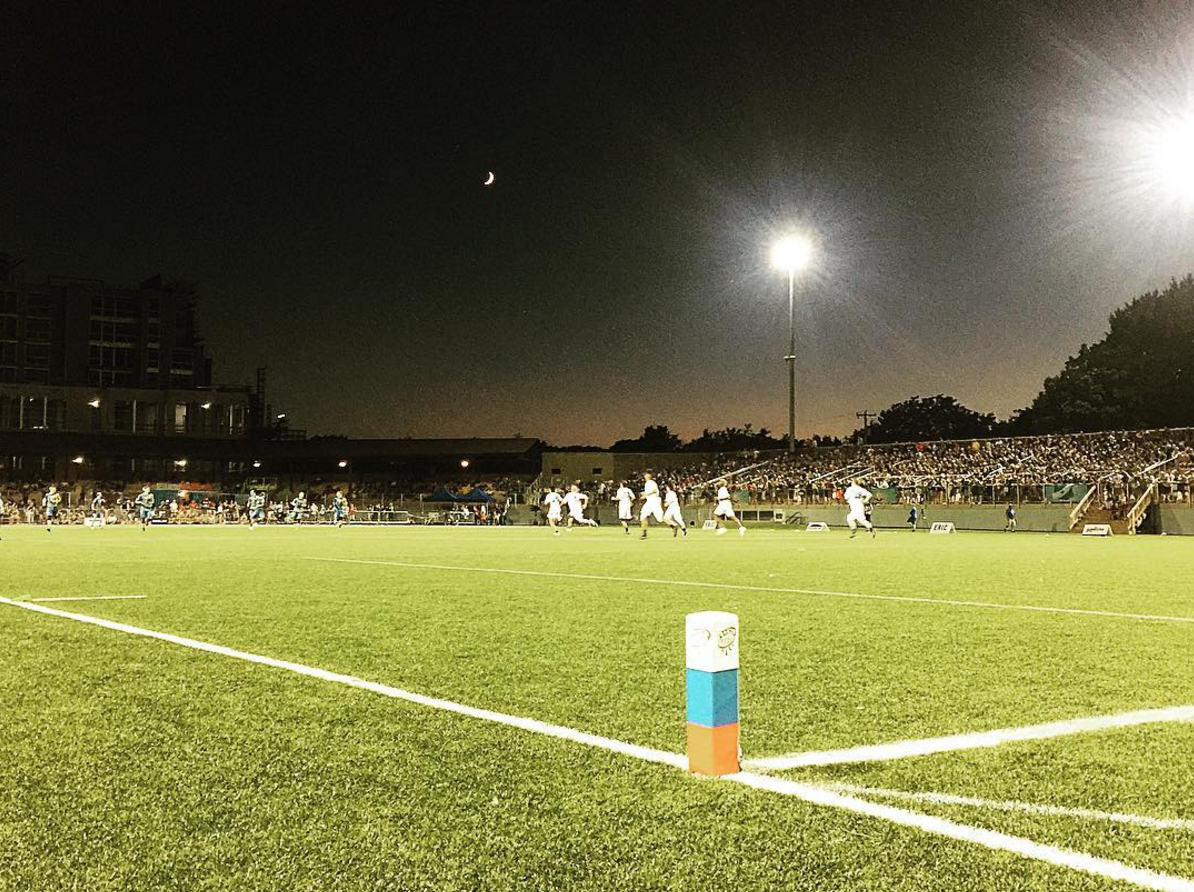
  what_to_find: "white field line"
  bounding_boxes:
[815,782,1194,832]
[2,597,1192,892]
[745,706,1194,771]
[304,557,1194,625]
[25,595,147,603]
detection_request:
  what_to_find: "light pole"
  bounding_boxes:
[770,236,813,454]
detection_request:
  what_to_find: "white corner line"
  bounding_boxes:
[727,772,1194,892]
[302,557,1194,625]
[744,706,1194,771]
[2,595,1192,892]
[811,782,1194,832]
[24,595,148,603]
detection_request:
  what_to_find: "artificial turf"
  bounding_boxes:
[1,523,1191,890]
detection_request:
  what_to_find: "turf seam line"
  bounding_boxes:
[2,597,1192,892]
[812,783,1194,831]
[303,557,1194,625]
[746,706,1194,770]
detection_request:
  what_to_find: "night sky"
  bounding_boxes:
[3,1,1192,444]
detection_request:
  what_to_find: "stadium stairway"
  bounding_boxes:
[1070,507,1132,535]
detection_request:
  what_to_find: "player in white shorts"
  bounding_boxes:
[563,484,598,529]
[542,488,564,535]
[638,473,664,539]
[844,479,875,538]
[712,479,746,536]
[662,484,687,537]
[614,482,635,535]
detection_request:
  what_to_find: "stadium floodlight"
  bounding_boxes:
[72,455,84,464]
[252,460,262,469]
[770,234,814,454]
[87,398,100,409]
[770,235,813,272]
[338,460,348,468]
[1148,114,1194,200]
[174,458,188,468]
[460,459,470,468]
[200,401,212,410]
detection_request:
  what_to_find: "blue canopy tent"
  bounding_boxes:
[456,486,497,503]
[421,487,459,503]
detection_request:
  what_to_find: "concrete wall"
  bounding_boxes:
[1158,505,1194,536]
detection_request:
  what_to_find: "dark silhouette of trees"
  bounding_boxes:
[1010,276,1194,433]
[610,424,683,452]
[682,423,784,452]
[854,395,996,444]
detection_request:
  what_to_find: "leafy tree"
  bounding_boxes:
[854,395,995,444]
[610,424,683,452]
[1010,276,1194,433]
[682,423,784,452]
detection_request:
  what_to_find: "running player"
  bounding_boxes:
[662,483,687,537]
[614,481,635,535]
[1005,503,1017,532]
[247,489,266,529]
[332,489,350,528]
[43,485,62,531]
[639,473,664,539]
[290,491,308,524]
[134,485,155,530]
[712,479,746,536]
[542,487,564,535]
[563,484,598,529]
[844,479,875,538]
[907,504,919,531]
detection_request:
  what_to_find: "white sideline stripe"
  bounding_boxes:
[304,557,1194,625]
[814,782,1194,831]
[729,773,1194,892]
[0,597,684,771]
[3,601,1193,891]
[745,706,1194,771]
[25,595,147,603]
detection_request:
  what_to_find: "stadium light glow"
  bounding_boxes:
[1148,114,1194,201]
[72,455,85,464]
[460,459,470,468]
[87,398,101,408]
[174,458,188,468]
[338,460,348,468]
[252,460,262,469]
[200,401,212,410]
[276,413,286,420]
[770,235,813,272]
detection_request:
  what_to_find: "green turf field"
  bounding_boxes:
[1,523,1192,891]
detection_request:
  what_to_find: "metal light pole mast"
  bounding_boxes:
[786,268,796,454]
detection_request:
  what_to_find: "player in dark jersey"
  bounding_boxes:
[134,486,155,530]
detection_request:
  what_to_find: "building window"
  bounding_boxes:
[174,402,188,432]
[591,467,603,475]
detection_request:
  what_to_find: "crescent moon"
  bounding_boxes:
[483,171,495,186]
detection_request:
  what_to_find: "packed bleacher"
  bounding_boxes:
[595,428,1194,507]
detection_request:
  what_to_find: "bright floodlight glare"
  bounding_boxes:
[1150,115,1194,199]
[72,455,84,464]
[87,398,100,408]
[338,460,348,468]
[771,236,813,271]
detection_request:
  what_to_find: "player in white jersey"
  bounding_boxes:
[662,484,687,537]
[638,473,664,538]
[614,482,635,535]
[844,479,875,538]
[712,479,746,536]
[563,484,598,528]
[542,488,564,535]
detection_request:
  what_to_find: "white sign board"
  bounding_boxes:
[84,516,105,528]
[930,522,956,534]
[1082,524,1113,537]
[685,611,739,673]
[805,522,829,532]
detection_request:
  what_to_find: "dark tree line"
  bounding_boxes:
[851,275,1194,443]
[550,276,1194,451]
